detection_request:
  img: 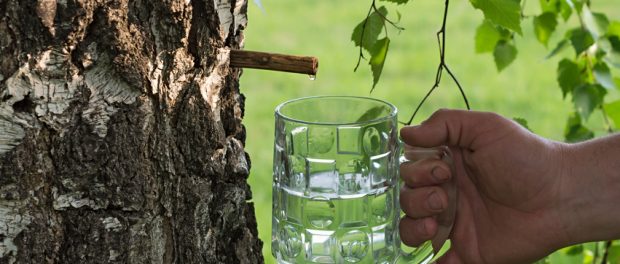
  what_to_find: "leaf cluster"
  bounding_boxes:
[472,0,620,142]
[546,3,620,141]
[351,0,407,90]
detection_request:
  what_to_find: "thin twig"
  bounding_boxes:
[406,0,470,126]
[354,2,375,71]
[601,240,612,264]
[600,106,614,134]
[445,64,470,109]
[382,11,389,35]
[371,2,405,30]
[405,83,440,126]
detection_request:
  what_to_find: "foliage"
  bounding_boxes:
[353,0,471,125]
[473,0,620,138]
[351,2,403,90]
[352,0,620,262]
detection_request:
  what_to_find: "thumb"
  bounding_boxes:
[400,109,512,149]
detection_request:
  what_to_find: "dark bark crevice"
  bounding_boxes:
[188,0,207,69]
[5,1,53,57]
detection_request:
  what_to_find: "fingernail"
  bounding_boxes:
[428,191,444,211]
[431,166,449,182]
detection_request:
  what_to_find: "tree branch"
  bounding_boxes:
[372,2,405,31]
[406,0,470,126]
[601,240,613,264]
[354,2,375,71]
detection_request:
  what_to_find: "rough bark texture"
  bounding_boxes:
[0,0,263,263]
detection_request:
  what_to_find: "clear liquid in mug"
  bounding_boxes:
[272,171,398,264]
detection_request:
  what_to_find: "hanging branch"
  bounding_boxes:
[601,240,612,264]
[354,2,375,71]
[405,0,470,126]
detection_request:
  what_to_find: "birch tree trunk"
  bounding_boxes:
[0,0,263,263]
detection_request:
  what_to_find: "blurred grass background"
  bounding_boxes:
[240,1,620,262]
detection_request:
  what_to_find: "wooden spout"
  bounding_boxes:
[229,50,319,75]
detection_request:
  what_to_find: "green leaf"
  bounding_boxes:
[582,249,594,264]
[546,39,569,59]
[475,20,502,53]
[593,62,616,90]
[539,0,557,13]
[429,240,451,262]
[610,36,620,51]
[533,12,558,47]
[573,84,606,121]
[513,117,532,131]
[609,21,620,37]
[565,0,584,14]
[582,6,609,39]
[604,100,620,129]
[379,0,410,4]
[593,13,610,31]
[599,35,619,54]
[469,0,522,34]
[539,0,572,20]
[605,53,620,69]
[565,244,583,255]
[603,36,620,68]
[567,28,595,55]
[604,37,620,68]
[370,37,390,90]
[352,6,388,52]
[557,59,582,98]
[564,112,594,143]
[608,244,620,263]
[559,0,573,21]
[497,25,513,39]
[493,41,517,71]
[532,257,550,264]
[549,245,585,264]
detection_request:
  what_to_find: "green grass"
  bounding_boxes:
[240,1,620,262]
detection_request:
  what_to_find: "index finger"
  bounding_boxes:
[400,109,512,150]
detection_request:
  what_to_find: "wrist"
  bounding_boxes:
[555,136,620,247]
[534,141,576,253]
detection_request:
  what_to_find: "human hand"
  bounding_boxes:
[399,109,570,264]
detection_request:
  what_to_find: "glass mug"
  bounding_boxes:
[271,96,457,264]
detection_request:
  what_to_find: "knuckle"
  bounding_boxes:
[482,111,505,123]
[430,108,451,120]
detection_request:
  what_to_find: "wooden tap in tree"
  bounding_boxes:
[229,50,319,75]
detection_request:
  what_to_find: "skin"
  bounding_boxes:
[399,109,620,264]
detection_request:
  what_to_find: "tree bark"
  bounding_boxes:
[0,0,263,263]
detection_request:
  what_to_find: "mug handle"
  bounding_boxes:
[397,145,458,263]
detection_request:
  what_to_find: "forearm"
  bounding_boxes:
[559,133,620,245]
